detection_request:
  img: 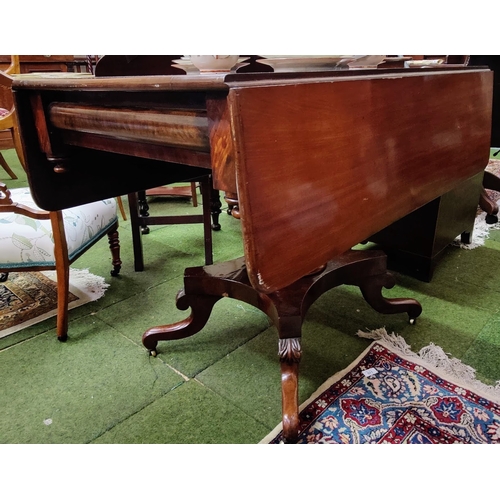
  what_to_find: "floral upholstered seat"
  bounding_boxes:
[0,187,119,269]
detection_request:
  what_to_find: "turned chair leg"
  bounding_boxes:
[138,190,150,234]
[108,228,122,276]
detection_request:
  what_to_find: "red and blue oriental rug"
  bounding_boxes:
[262,329,500,444]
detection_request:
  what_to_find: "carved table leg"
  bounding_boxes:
[278,338,301,443]
[141,249,422,442]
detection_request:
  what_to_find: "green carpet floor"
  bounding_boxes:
[1,147,500,444]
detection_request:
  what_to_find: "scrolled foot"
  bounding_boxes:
[359,273,422,320]
[142,291,222,352]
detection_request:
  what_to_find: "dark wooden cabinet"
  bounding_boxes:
[369,173,484,281]
[469,56,500,147]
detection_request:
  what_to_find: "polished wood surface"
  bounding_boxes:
[11,66,493,442]
[12,67,493,292]
[226,70,492,292]
[49,104,211,150]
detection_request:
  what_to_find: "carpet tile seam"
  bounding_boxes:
[95,305,271,381]
[80,319,194,383]
[87,380,187,444]
[192,376,274,435]
[0,329,49,353]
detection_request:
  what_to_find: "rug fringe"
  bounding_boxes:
[356,327,414,354]
[453,211,500,249]
[356,327,500,402]
[43,268,109,301]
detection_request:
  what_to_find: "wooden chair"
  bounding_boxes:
[136,180,200,235]
[0,183,121,341]
[0,55,23,179]
[129,175,214,271]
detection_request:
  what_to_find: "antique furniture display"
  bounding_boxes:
[0,183,121,341]
[11,65,493,442]
[1,58,121,342]
[94,55,221,271]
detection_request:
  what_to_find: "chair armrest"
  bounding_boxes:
[0,183,50,219]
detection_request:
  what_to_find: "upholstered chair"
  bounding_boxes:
[0,183,121,341]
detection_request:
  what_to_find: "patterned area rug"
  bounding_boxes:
[262,328,500,444]
[0,269,109,339]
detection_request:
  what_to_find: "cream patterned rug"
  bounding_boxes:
[0,268,109,339]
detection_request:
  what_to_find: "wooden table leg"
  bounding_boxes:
[279,339,301,443]
[142,249,422,443]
